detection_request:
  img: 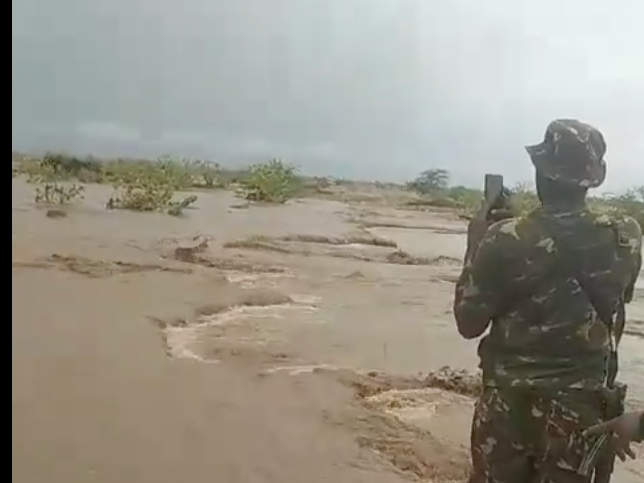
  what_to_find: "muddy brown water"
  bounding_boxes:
[12,179,643,482]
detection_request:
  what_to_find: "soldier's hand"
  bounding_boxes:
[486,187,516,223]
[583,412,643,461]
[464,202,515,264]
[487,207,515,223]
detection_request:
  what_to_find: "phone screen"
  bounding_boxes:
[484,174,504,205]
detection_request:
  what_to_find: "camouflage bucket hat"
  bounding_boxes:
[525,119,607,188]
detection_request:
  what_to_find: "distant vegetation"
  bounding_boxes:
[404,167,643,228]
[10,153,643,228]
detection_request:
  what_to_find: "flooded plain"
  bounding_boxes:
[12,178,643,482]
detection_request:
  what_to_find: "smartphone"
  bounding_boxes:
[484,174,504,205]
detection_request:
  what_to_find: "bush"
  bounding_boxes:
[594,187,644,228]
[185,159,223,188]
[406,168,450,195]
[445,186,482,209]
[106,158,197,216]
[154,156,194,189]
[509,182,540,215]
[41,152,103,179]
[237,159,300,203]
[25,161,85,205]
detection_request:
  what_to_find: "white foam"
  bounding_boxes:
[263,363,341,375]
[164,301,318,362]
[164,326,220,364]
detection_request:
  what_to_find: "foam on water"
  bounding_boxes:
[164,302,318,363]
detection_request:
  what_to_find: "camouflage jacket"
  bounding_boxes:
[454,204,642,391]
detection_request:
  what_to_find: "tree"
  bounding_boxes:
[407,168,450,195]
[625,186,644,202]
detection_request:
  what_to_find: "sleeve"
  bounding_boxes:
[454,218,522,325]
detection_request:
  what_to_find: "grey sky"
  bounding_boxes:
[12,0,643,191]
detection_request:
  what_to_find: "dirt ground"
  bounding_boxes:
[12,179,644,482]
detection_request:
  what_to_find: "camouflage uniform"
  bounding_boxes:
[454,120,643,483]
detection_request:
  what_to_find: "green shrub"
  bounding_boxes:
[25,161,85,205]
[238,159,300,203]
[509,182,540,215]
[185,159,223,188]
[106,158,197,215]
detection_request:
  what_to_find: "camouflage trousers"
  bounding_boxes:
[469,386,605,483]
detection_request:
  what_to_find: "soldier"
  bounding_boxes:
[453,119,642,483]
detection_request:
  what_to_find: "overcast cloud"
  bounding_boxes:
[11,0,644,191]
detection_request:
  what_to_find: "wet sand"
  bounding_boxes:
[12,179,643,482]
